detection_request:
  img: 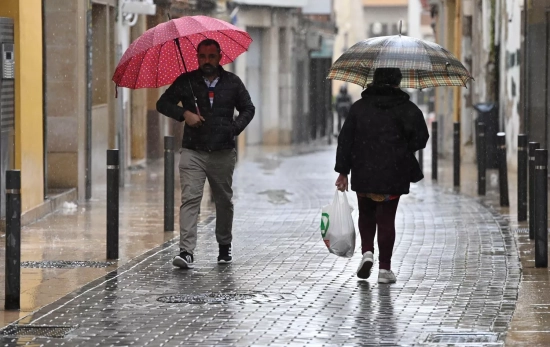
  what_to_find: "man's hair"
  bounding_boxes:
[197,39,221,53]
[372,68,402,86]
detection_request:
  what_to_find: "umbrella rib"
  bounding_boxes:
[193,32,231,62]
[184,35,198,52]
[216,30,249,52]
[156,40,167,88]
[176,37,192,73]
[133,48,150,89]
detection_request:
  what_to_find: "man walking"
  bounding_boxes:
[335,85,352,134]
[156,39,255,269]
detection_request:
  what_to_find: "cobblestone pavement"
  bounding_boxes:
[0,146,520,346]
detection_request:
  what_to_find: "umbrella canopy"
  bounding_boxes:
[112,15,252,89]
[327,35,473,89]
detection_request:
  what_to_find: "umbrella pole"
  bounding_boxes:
[174,38,201,116]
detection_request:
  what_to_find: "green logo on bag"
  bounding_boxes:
[321,213,330,238]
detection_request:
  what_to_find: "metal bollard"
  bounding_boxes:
[534,149,548,268]
[418,149,423,173]
[453,122,460,187]
[164,136,175,232]
[528,142,540,240]
[432,121,438,181]
[517,135,528,221]
[497,133,509,207]
[107,149,119,260]
[477,122,486,196]
[5,170,20,310]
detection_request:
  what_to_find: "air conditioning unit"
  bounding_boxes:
[122,1,157,15]
[188,0,217,11]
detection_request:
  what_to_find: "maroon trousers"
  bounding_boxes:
[357,195,400,270]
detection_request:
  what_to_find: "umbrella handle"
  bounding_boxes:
[194,101,201,117]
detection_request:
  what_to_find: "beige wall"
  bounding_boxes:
[44,0,87,197]
[130,16,148,163]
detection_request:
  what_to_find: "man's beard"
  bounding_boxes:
[201,64,217,77]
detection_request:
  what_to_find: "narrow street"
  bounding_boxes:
[0,145,520,346]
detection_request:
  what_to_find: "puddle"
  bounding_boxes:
[255,156,281,172]
[258,190,292,204]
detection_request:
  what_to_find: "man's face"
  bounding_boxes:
[197,44,221,77]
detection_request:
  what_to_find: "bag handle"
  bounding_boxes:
[335,188,350,205]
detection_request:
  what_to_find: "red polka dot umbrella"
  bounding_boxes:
[112,15,252,90]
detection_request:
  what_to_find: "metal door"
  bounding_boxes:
[0,17,14,219]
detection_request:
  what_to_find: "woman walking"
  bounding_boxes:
[334,68,429,283]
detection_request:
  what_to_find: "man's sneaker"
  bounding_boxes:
[218,244,232,264]
[378,269,396,284]
[357,251,374,279]
[172,250,194,269]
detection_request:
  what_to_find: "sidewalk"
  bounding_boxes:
[0,142,529,346]
[0,159,215,327]
[419,146,550,346]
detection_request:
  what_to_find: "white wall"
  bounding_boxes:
[229,6,297,145]
[333,0,366,102]
[363,6,408,36]
[500,0,522,170]
[407,0,422,39]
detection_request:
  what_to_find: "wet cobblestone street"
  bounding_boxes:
[0,146,520,346]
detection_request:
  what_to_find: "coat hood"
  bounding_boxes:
[361,85,410,109]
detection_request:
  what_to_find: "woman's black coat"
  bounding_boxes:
[334,85,429,195]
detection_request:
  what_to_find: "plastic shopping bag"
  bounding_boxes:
[320,189,356,258]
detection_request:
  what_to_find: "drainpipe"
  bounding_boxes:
[117,0,134,188]
[453,0,462,124]
[522,0,528,134]
[42,0,47,199]
[85,0,93,199]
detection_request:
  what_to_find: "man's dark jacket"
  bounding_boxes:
[335,92,352,115]
[335,85,429,195]
[156,66,255,151]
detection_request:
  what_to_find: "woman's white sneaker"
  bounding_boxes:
[378,269,396,284]
[357,251,374,279]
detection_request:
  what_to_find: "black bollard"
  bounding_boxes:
[418,149,423,173]
[432,121,438,181]
[517,135,528,221]
[453,122,460,187]
[164,136,175,232]
[477,122,486,196]
[534,149,548,268]
[5,170,20,310]
[528,142,540,240]
[497,133,509,207]
[107,149,119,260]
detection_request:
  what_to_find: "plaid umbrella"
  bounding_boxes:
[327,35,473,89]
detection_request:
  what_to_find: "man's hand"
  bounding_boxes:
[335,174,348,192]
[183,110,205,127]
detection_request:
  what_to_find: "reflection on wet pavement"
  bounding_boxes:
[0,160,214,327]
[0,145,521,346]
[257,189,292,204]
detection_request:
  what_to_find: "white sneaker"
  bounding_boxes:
[357,251,374,279]
[378,269,396,284]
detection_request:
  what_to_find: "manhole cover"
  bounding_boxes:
[513,228,550,234]
[157,292,295,304]
[513,228,529,234]
[21,261,116,268]
[424,333,500,344]
[0,325,77,338]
